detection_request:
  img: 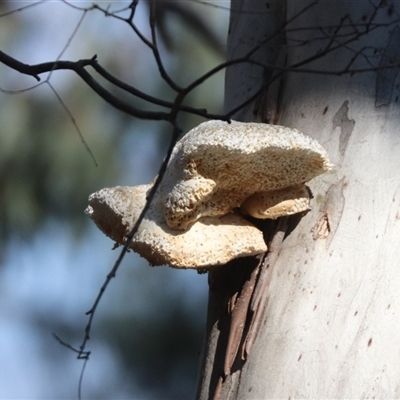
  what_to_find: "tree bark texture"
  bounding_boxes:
[197,1,400,399]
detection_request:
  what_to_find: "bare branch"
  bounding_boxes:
[0,0,46,18]
[90,61,221,118]
[0,51,172,120]
[148,1,182,92]
[77,123,182,362]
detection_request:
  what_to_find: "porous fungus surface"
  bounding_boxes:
[161,120,332,230]
[241,185,311,219]
[86,185,267,269]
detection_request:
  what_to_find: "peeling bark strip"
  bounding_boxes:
[311,213,330,240]
[375,25,400,108]
[312,178,346,246]
[332,100,355,156]
[207,218,289,400]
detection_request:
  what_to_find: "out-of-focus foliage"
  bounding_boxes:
[101,302,205,398]
[0,85,124,244]
[0,1,227,399]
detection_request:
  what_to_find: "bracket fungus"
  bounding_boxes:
[86,120,332,269]
[86,185,267,268]
[160,120,332,230]
[240,184,311,219]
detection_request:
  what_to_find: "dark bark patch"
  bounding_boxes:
[332,100,355,156]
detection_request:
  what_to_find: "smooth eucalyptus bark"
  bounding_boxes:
[224,0,286,122]
[197,1,400,399]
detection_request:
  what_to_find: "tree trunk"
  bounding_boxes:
[197,1,400,398]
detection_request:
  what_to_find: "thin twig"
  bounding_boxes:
[78,357,89,400]
[0,51,173,120]
[46,82,97,167]
[53,332,85,355]
[0,0,46,18]
[77,124,181,361]
[90,61,222,118]
[55,9,87,62]
[148,1,182,92]
[0,51,228,120]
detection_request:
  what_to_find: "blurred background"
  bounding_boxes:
[0,1,228,398]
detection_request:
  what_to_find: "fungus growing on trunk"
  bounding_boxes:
[85,120,332,269]
[160,120,332,230]
[86,185,267,268]
[240,184,311,219]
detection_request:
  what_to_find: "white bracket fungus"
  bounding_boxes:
[85,120,332,269]
[160,120,332,230]
[86,185,267,269]
[240,184,311,219]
